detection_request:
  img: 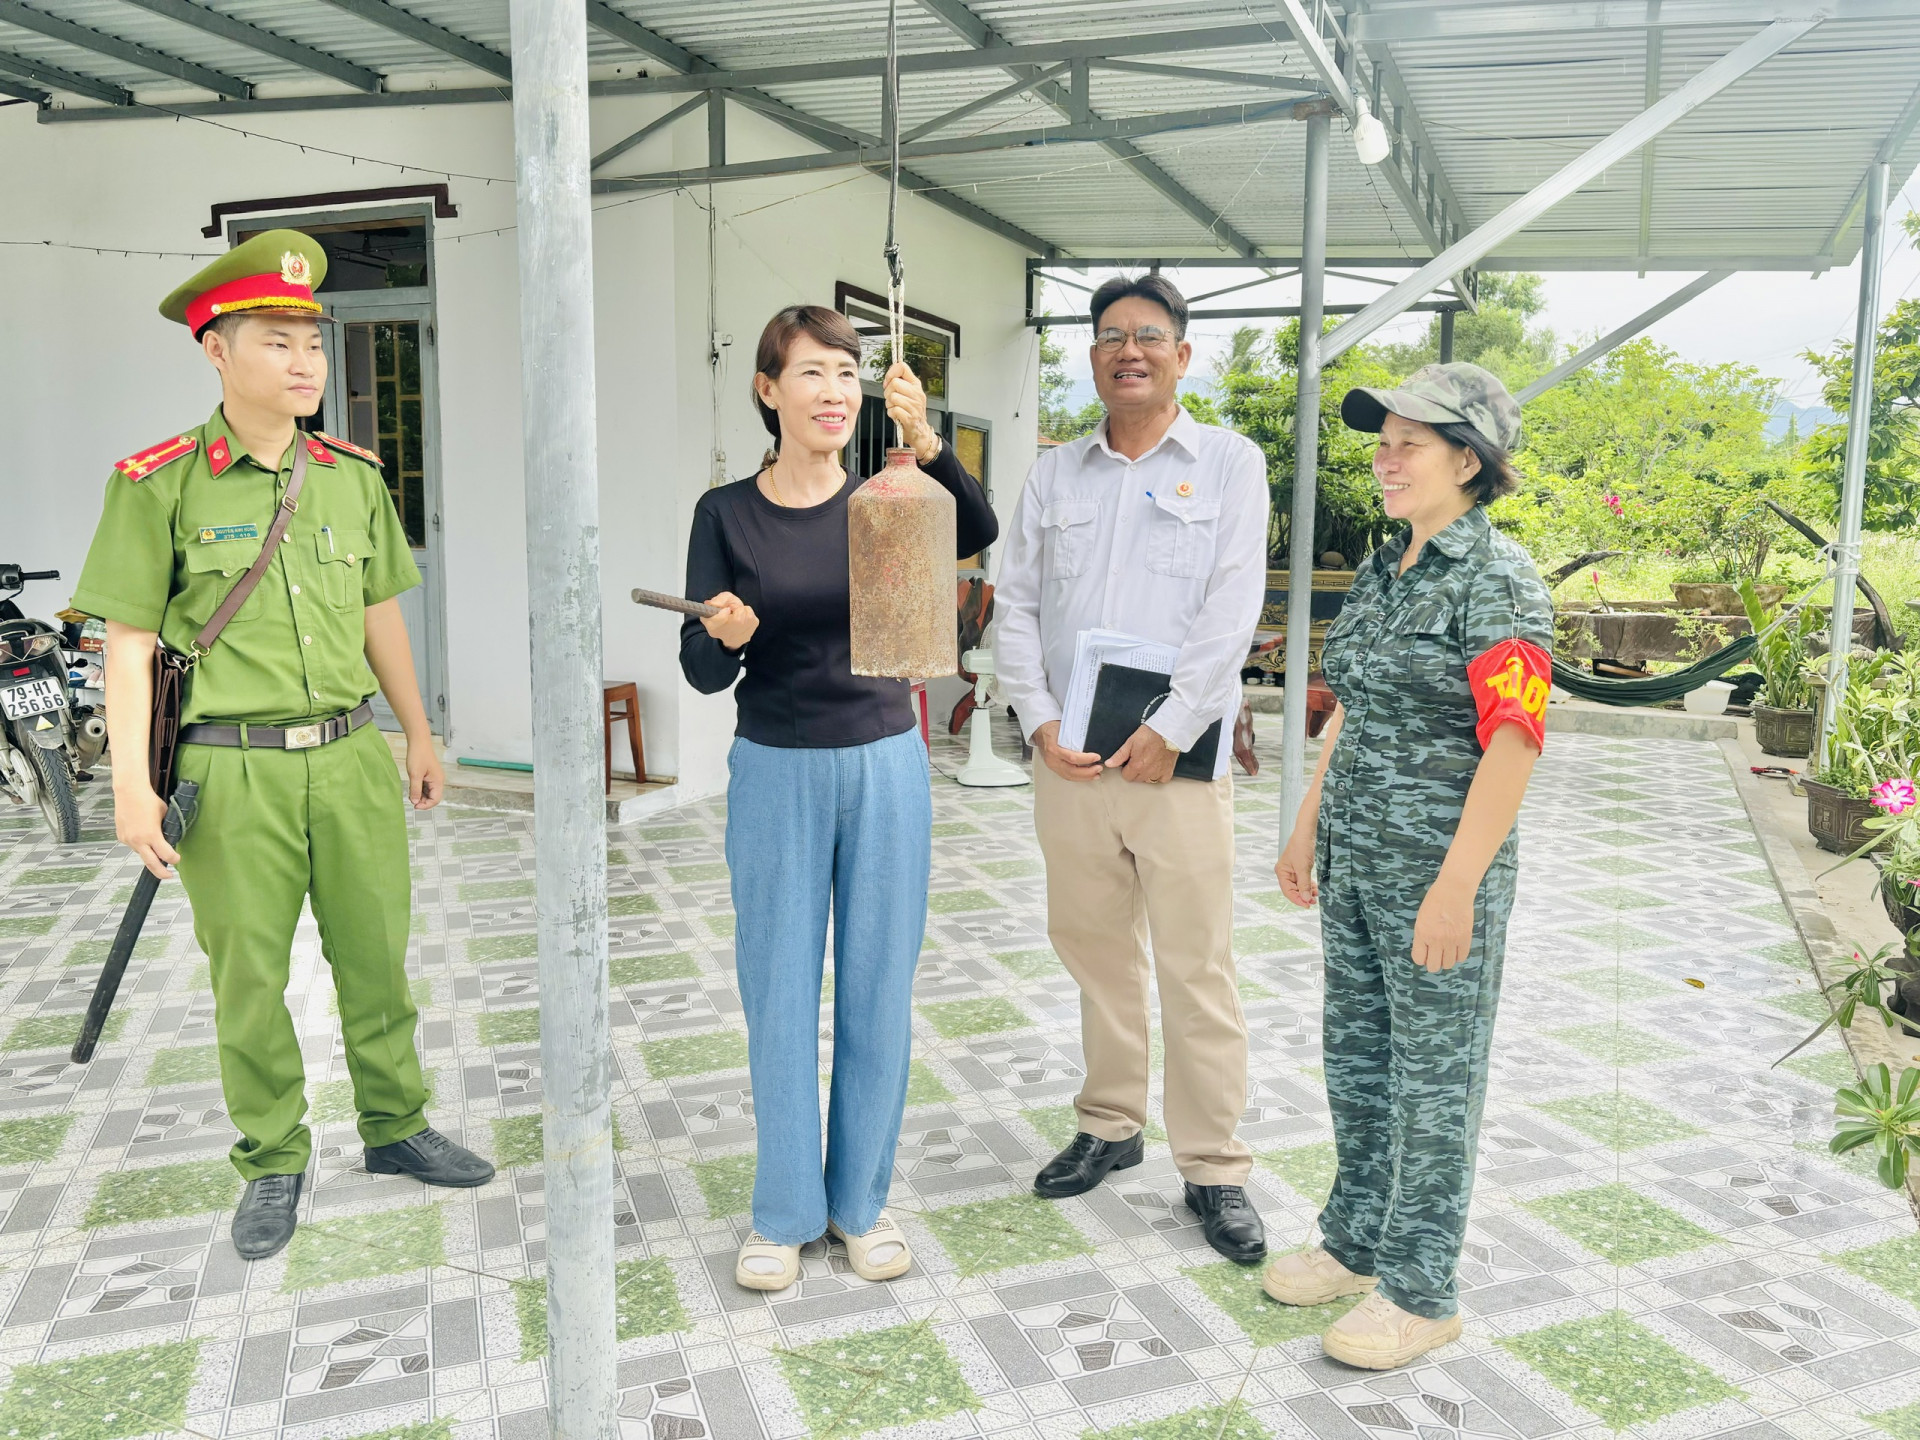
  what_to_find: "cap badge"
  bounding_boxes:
[280,251,313,288]
[1175,481,1194,498]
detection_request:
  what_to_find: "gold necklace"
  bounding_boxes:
[764,463,790,507]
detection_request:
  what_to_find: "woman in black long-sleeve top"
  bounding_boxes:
[680,305,996,1293]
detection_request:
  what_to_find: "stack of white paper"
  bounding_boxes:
[1058,629,1180,752]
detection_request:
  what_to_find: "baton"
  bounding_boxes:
[631,587,719,619]
[71,779,200,1063]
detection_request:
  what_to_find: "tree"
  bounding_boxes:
[1036,328,1085,441]
[1218,318,1401,565]
[1798,210,1920,531]
[1496,338,1825,579]
[1179,390,1222,426]
[1375,273,1557,384]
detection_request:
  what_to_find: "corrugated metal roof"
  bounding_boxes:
[6,0,1918,269]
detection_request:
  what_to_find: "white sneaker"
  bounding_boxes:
[734,1232,801,1292]
[1320,1290,1463,1369]
[1261,1245,1379,1306]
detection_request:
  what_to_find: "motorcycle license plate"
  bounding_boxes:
[1,677,65,720]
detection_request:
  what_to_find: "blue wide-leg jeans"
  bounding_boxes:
[725,728,931,1245]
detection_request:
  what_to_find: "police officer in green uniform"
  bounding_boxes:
[1265,364,1554,1369]
[75,230,494,1263]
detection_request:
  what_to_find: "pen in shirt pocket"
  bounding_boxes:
[322,525,335,554]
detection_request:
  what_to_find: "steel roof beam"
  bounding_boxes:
[1515,270,1730,402]
[1096,60,1323,95]
[116,0,380,92]
[1325,18,1815,361]
[308,0,509,80]
[1350,0,1914,42]
[602,24,1285,94]
[1636,12,1663,272]
[591,92,705,171]
[0,0,249,97]
[580,2,1042,251]
[913,0,1272,261]
[1285,1,1476,309]
[1027,298,1460,328]
[902,63,1065,142]
[1816,71,1920,262]
[0,44,130,103]
[597,99,1314,191]
[0,74,45,101]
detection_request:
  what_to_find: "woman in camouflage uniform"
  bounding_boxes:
[1268,363,1555,1369]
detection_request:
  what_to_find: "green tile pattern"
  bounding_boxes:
[513,1257,688,1360]
[1547,1023,1690,1065]
[1534,1092,1702,1149]
[0,1113,71,1164]
[5,1011,124,1051]
[777,1323,980,1439]
[477,1008,541,1046]
[1184,1259,1362,1347]
[282,1205,447,1291]
[610,950,702,985]
[904,1060,953,1106]
[920,997,1029,1037]
[1834,1234,1920,1307]
[1500,1312,1738,1428]
[83,1159,240,1228]
[145,1044,222,1086]
[925,1194,1093,1275]
[0,1339,202,1440]
[1257,1141,1336,1205]
[1524,1183,1716,1264]
[640,1030,749,1078]
[691,1153,756,1217]
[1085,1402,1266,1440]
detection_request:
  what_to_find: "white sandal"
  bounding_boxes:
[735,1232,801,1291]
[827,1210,912,1281]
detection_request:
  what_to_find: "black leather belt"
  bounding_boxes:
[181,701,375,751]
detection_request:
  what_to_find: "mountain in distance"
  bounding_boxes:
[1767,398,1838,441]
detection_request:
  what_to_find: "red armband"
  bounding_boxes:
[1466,638,1551,752]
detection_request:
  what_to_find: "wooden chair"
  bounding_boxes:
[602,682,646,792]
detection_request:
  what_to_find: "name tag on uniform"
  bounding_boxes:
[199,524,260,543]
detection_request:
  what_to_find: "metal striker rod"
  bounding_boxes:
[884,0,905,449]
[507,0,616,1433]
[1816,157,1889,772]
[1279,109,1330,844]
[632,587,719,618]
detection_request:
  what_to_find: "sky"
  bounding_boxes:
[1042,176,1920,415]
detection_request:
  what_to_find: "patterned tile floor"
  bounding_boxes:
[1,719,1918,1440]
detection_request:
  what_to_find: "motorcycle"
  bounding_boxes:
[0,564,88,842]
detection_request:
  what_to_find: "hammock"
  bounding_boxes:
[1549,636,1757,707]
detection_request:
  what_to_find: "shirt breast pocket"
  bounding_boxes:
[316,528,373,612]
[1144,492,1221,579]
[1389,600,1461,691]
[182,540,267,626]
[1040,501,1098,581]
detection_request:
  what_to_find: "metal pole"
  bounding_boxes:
[1816,159,1888,772]
[1280,109,1329,845]
[1438,307,1455,363]
[506,1,616,1435]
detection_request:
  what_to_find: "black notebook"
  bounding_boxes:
[1082,662,1221,781]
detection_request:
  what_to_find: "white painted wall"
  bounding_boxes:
[0,90,1036,803]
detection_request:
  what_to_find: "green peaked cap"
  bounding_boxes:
[160,228,329,333]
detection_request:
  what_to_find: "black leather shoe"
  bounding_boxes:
[1034,1131,1145,1199]
[366,1126,496,1187]
[1184,1182,1267,1263]
[232,1171,303,1261]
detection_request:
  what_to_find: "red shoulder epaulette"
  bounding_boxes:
[317,432,384,467]
[115,434,198,482]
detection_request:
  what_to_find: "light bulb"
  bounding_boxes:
[1352,96,1389,165]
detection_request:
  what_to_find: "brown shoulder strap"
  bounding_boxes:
[192,439,309,655]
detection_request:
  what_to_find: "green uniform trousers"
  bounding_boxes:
[175,720,428,1180]
[1316,867,1512,1320]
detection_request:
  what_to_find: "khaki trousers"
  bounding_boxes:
[1032,763,1252,1184]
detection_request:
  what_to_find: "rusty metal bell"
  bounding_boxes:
[849,447,958,678]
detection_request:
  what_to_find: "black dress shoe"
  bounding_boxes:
[1184,1182,1267,1263]
[1034,1131,1144,1199]
[232,1171,303,1261]
[366,1126,496,1187]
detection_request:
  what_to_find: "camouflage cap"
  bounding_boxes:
[1341,361,1521,451]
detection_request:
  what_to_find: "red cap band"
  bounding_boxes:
[186,271,322,336]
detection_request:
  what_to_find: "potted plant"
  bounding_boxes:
[1740,579,1821,756]
[1807,655,1920,851]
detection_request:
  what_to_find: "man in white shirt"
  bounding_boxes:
[995,275,1271,1263]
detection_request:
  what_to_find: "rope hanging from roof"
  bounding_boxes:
[884,0,907,446]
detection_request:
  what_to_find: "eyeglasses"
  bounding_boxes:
[1093,325,1177,352]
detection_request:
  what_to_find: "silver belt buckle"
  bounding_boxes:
[284,723,323,749]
